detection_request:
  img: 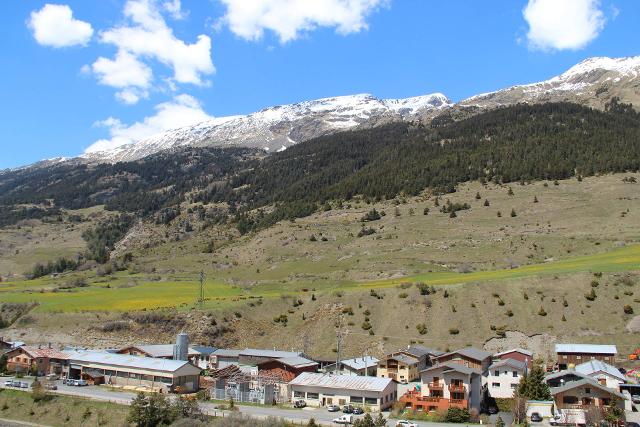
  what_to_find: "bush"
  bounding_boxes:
[538,307,547,316]
[624,305,634,314]
[416,323,427,335]
[449,328,459,335]
[361,208,381,222]
[585,289,597,301]
[444,407,470,423]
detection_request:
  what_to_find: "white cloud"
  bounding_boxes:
[85,94,213,153]
[92,50,152,89]
[523,0,606,51]
[163,0,187,20]
[28,3,94,48]
[99,0,214,85]
[219,0,387,43]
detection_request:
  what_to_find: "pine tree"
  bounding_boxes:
[484,199,490,207]
[511,208,517,217]
[518,365,551,401]
[475,192,481,200]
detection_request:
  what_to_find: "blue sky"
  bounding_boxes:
[1,0,638,169]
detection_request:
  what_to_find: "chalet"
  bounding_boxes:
[555,344,617,370]
[434,347,493,373]
[324,356,379,376]
[210,349,241,369]
[551,377,626,413]
[290,372,397,411]
[5,346,68,376]
[377,345,442,383]
[400,362,482,413]
[486,358,528,398]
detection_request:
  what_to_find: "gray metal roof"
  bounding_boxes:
[550,378,625,399]
[340,356,379,371]
[544,370,591,383]
[437,347,492,362]
[274,356,318,368]
[213,349,241,357]
[385,353,418,365]
[191,346,217,356]
[66,350,201,374]
[240,348,302,358]
[422,361,481,376]
[290,372,393,392]
[555,344,617,355]
[575,360,625,381]
[406,345,444,358]
[489,358,528,372]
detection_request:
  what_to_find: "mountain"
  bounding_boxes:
[81,93,452,164]
[459,56,640,109]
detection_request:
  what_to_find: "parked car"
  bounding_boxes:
[327,404,340,412]
[293,400,306,408]
[45,374,59,381]
[75,379,88,387]
[20,382,29,388]
[3,379,13,386]
[333,415,353,425]
[396,420,417,427]
[530,412,543,423]
[343,405,354,413]
[488,406,498,414]
[352,407,364,415]
[11,380,22,387]
[632,395,640,404]
[44,383,58,390]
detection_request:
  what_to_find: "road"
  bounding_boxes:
[0,377,481,427]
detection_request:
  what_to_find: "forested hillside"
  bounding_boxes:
[1,101,640,236]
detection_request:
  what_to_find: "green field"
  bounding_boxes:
[1,243,638,313]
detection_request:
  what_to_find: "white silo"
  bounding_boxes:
[173,332,189,361]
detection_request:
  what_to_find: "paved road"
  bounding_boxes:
[0,377,482,427]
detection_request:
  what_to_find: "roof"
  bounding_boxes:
[270,356,318,369]
[18,346,68,359]
[422,362,481,376]
[126,344,175,358]
[544,370,592,383]
[213,349,241,357]
[290,372,394,392]
[554,344,617,355]
[494,348,533,358]
[191,346,217,356]
[66,350,201,374]
[340,356,379,371]
[437,347,493,362]
[575,360,625,381]
[550,378,625,399]
[239,348,302,359]
[405,345,444,358]
[489,358,528,372]
[385,353,419,365]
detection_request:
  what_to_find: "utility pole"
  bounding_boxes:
[199,271,205,310]
[335,315,347,374]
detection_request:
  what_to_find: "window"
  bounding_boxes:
[307,392,319,400]
[511,384,517,389]
[494,370,500,376]
[294,391,304,398]
[364,397,378,405]
[154,376,173,384]
[576,356,582,360]
[351,396,364,404]
[584,388,591,394]
[512,371,518,377]
[492,383,500,388]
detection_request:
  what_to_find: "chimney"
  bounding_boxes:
[48,342,52,349]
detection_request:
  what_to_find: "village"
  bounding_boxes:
[1,333,639,426]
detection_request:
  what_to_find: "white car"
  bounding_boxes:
[396,420,417,427]
[3,379,13,386]
[333,415,353,425]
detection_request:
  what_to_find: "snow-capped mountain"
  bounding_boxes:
[82,93,452,164]
[460,56,640,109]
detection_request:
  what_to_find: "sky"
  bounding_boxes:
[0,0,638,169]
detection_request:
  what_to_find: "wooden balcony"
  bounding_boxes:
[400,391,468,412]
[428,382,443,390]
[449,384,465,392]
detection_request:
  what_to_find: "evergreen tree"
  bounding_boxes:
[518,365,551,401]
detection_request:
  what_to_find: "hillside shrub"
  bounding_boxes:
[624,305,634,314]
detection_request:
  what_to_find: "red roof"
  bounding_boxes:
[20,346,69,359]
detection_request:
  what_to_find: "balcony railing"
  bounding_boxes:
[449,384,465,392]
[428,382,443,390]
